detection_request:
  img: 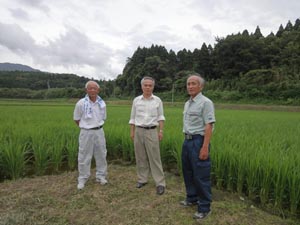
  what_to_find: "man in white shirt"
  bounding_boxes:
[129,76,166,195]
[73,81,108,190]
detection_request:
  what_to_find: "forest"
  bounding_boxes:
[0,19,299,105]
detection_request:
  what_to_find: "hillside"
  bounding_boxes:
[0,164,298,225]
[0,70,90,90]
[0,62,40,72]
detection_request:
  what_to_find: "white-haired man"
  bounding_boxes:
[180,74,216,220]
[73,80,108,190]
[129,76,166,195]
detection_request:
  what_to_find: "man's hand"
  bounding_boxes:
[199,146,209,160]
[158,131,163,141]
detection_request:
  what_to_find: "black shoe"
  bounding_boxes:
[156,185,165,195]
[179,200,198,207]
[136,182,147,188]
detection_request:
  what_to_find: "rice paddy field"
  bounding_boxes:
[0,99,300,218]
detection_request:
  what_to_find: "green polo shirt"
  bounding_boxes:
[183,92,216,136]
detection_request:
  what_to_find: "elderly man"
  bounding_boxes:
[129,76,166,195]
[180,74,216,220]
[73,80,108,190]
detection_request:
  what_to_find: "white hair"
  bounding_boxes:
[141,76,155,86]
[85,80,100,89]
[188,74,205,86]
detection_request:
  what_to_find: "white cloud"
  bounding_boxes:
[9,8,30,21]
[0,23,37,52]
[0,0,299,80]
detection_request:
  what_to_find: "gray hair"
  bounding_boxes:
[188,73,205,86]
[141,76,155,86]
[85,80,100,89]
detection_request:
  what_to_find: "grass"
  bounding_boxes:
[0,163,299,225]
[1,100,300,218]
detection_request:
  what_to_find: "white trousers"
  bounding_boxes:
[78,128,107,184]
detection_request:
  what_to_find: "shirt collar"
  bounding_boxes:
[141,94,154,100]
[190,92,202,102]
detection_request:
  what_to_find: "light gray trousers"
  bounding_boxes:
[134,127,166,187]
[78,128,107,184]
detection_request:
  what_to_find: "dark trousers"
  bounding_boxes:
[182,135,211,213]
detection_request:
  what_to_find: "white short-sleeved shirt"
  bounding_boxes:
[73,98,106,129]
[129,94,165,126]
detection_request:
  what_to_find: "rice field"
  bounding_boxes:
[0,100,299,217]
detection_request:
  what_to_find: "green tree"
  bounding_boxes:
[193,43,213,80]
[253,26,263,39]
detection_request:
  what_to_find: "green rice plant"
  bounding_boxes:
[211,129,234,190]
[48,128,65,172]
[31,130,50,176]
[161,127,183,174]
[120,132,134,162]
[245,139,272,205]
[64,130,79,170]
[105,125,124,159]
[236,155,246,195]
[106,105,132,160]
[259,157,274,206]
[225,152,238,192]
[212,148,226,189]
[106,121,132,161]
[210,117,234,190]
[257,138,279,206]
[273,159,289,212]
[163,106,187,175]
[0,134,28,180]
[170,144,182,175]
[287,163,300,216]
[1,101,300,217]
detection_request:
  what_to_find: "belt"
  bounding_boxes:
[89,125,103,130]
[137,126,157,130]
[184,133,203,140]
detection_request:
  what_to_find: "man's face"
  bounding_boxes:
[187,76,202,98]
[142,79,154,95]
[86,82,99,98]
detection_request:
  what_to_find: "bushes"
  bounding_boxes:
[205,90,243,102]
[0,87,84,99]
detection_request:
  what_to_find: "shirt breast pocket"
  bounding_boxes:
[136,103,145,113]
[188,111,202,124]
[150,103,159,116]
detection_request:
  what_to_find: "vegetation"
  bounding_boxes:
[0,19,300,105]
[0,100,300,220]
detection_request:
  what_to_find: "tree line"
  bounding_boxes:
[0,19,299,104]
[115,19,300,104]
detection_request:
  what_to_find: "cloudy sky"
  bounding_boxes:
[0,0,299,80]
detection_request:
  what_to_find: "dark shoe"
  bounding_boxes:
[179,200,198,207]
[156,185,165,195]
[193,211,211,220]
[136,182,147,188]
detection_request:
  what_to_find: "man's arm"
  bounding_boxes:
[199,123,213,160]
[158,120,164,141]
[130,124,135,140]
